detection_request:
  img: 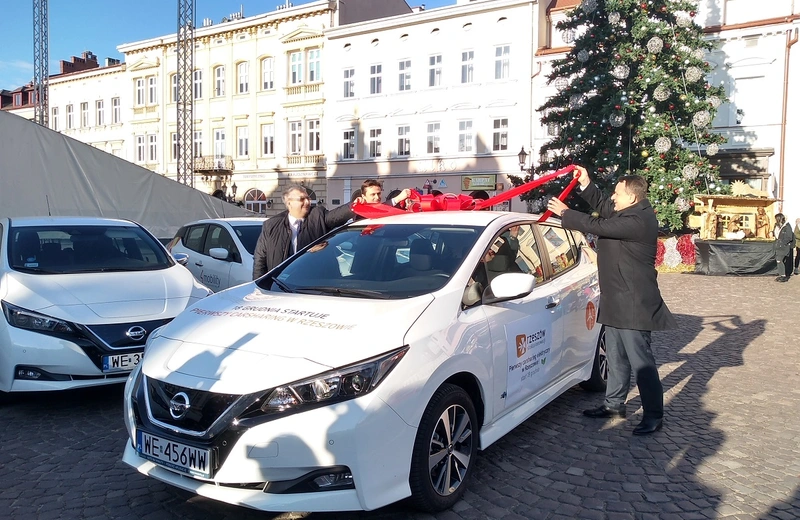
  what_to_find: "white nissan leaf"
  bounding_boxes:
[0,217,212,397]
[122,211,606,513]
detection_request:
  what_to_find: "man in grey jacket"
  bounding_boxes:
[548,166,676,435]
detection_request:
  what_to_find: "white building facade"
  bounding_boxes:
[324,0,539,210]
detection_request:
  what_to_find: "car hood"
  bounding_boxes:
[4,268,203,322]
[143,283,434,394]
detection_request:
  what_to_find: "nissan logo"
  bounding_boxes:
[126,326,147,342]
[169,392,191,420]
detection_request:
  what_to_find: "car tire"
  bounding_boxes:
[409,383,478,512]
[580,326,607,392]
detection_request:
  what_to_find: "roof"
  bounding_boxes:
[7,216,144,228]
[547,0,580,12]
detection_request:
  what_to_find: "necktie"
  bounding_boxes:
[294,219,303,253]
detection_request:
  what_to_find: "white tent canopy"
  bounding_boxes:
[0,111,253,238]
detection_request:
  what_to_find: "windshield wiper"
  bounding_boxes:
[295,286,391,299]
[271,277,294,293]
[12,266,60,274]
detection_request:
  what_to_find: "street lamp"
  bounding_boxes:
[231,182,238,203]
[518,146,529,172]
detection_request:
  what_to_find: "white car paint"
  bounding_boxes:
[167,217,266,292]
[122,211,603,513]
[0,216,212,394]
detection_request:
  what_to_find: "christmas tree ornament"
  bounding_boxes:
[554,77,569,90]
[582,0,597,13]
[706,143,719,156]
[611,64,631,79]
[654,84,671,101]
[655,137,672,153]
[685,66,703,82]
[569,94,583,108]
[676,14,692,27]
[577,50,590,62]
[692,48,705,60]
[608,11,621,24]
[682,164,699,180]
[647,37,664,53]
[563,29,576,44]
[609,112,626,127]
[641,150,650,158]
[692,110,711,128]
[707,95,721,108]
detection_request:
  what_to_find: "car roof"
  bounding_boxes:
[183,217,267,226]
[352,210,553,227]
[8,216,142,227]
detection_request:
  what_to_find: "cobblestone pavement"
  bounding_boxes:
[1,273,799,520]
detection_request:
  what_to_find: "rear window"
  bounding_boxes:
[231,223,264,255]
[8,225,172,274]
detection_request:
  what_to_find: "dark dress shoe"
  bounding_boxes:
[777,277,789,283]
[776,276,786,282]
[583,405,626,418]
[632,417,663,435]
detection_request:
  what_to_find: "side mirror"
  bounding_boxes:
[172,252,189,266]
[209,247,230,260]
[484,273,536,304]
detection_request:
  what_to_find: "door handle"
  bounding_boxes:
[195,261,204,267]
[545,298,560,309]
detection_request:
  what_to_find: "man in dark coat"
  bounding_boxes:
[773,212,795,282]
[548,166,676,436]
[252,185,357,279]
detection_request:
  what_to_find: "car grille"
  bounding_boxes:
[145,377,243,435]
[84,318,173,349]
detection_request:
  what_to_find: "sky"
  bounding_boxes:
[0,0,455,92]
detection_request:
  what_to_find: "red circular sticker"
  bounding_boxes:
[585,301,597,330]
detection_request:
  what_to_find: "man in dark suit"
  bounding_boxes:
[773,212,795,282]
[252,185,357,279]
[547,166,676,435]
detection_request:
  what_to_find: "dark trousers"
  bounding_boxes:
[603,327,663,419]
[777,249,793,277]
[795,247,800,269]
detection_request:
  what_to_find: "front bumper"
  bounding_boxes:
[123,394,417,512]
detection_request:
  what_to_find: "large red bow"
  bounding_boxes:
[352,165,579,222]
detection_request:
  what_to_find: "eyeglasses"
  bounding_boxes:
[287,197,310,203]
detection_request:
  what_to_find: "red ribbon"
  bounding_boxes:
[351,164,579,220]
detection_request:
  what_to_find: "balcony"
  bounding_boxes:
[194,155,234,173]
[283,83,323,105]
[286,154,325,167]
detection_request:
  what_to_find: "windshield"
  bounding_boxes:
[259,223,482,299]
[231,223,263,256]
[9,225,172,274]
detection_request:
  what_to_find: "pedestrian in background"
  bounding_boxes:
[252,185,358,279]
[547,166,676,436]
[794,218,800,275]
[773,213,794,282]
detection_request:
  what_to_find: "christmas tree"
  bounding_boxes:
[512,0,729,231]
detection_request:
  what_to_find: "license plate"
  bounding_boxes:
[102,352,143,372]
[136,430,212,479]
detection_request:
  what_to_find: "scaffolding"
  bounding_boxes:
[176,0,196,186]
[32,0,49,127]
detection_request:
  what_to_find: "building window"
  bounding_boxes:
[308,49,321,82]
[245,188,267,214]
[290,52,303,85]
[214,129,226,158]
[171,132,178,161]
[193,70,203,99]
[136,135,145,163]
[66,104,74,129]
[95,100,104,126]
[429,55,442,87]
[458,120,474,152]
[289,121,303,154]
[193,131,203,158]
[237,126,249,157]
[342,128,355,159]
[461,51,474,84]
[148,76,157,104]
[148,134,158,162]
[261,57,274,90]
[398,60,411,91]
[214,66,225,96]
[397,125,411,156]
[426,122,440,154]
[307,119,321,153]
[112,97,120,124]
[171,74,178,102]
[492,118,508,151]
[369,128,382,158]
[135,78,145,106]
[343,68,355,98]
[14,93,22,106]
[237,62,249,94]
[80,102,89,127]
[51,107,59,131]
[262,124,274,156]
[494,45,510,80]
[370,64,382,94]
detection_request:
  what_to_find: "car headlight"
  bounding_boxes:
[259,346,408,415]
[2,301,77,335]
